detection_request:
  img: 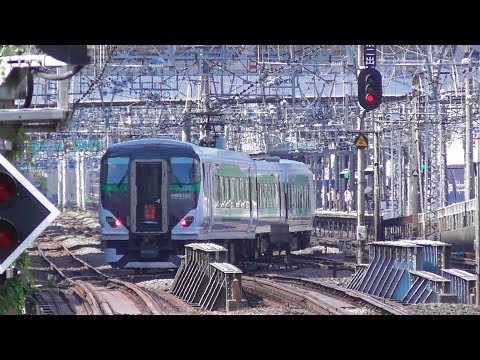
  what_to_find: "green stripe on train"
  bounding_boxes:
[216,165,249,178]
[170,183,201,192]
[101,184,128,192]
[258,208,280,216]
[293,175,309,184]
[101,183,201,192]
[290,208,311,215]
[257,174,278,184]
[215,207,250,219]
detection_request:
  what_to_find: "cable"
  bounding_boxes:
[32,65,84,81]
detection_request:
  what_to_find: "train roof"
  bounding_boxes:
[107,137,193,150]
[193,145,253,164]
[279,159,312,175]
[254,159,282,172]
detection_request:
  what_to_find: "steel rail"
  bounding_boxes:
[260,274,408,315]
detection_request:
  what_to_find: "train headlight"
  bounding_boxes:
[106,216,122,228]
[180,216,194,228]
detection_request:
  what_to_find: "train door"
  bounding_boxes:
[203,162,214,232]
[130,159,168,233]
[279,175,286,223]
[247,166,255,234]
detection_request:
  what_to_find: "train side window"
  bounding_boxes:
[245,178,250,209]
[290,184,295,209]
[261,183,265,209]
[287,184,292,210]
[268,184,273,208]
[233,177,239,208]
[276,184,279,208]
[214,175,220,208]
[242,178,247,208]
[246,178,250,209]
[237,178,242,208]
[305,185,309,209]
[293,185,296,209]
[226,177,232,208]
[221,176,227,208]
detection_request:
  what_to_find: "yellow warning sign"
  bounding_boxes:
[354,134,368,149]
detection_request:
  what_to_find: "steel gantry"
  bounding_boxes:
[3,45,478,220]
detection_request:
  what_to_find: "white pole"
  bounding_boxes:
[76,152,81,211]
[57,156,63,209]
[80,152,86,211]
[62,156,67,209]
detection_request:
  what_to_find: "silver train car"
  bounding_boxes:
[99,138,315,270]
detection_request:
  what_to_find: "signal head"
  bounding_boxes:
[0,155,60,274]
[358,68,382,111]
[0,172,17,205]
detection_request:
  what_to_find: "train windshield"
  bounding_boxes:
[102,157,129,186]
[170,157,200,184]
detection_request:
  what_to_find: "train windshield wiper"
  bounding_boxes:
[169,168,183,187]
[116,171,128,188]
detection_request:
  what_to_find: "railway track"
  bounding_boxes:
[289,253,356,272]
[28,211,410,315]
[243,274,408,315]
[32,233,189,315]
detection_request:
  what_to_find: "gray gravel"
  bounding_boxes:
[137,279,173,292]
[406,303,480,315]
[71,247,103,256]
[62,236,101,248]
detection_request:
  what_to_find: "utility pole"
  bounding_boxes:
[411,128,420,237]
[465,47,474,200]
[80,151,86,211]
[328,153,333,210]
[182,83,192,143]
[201,59,211,143]
[475,134,480,306]
[439,107,448,208]
[57,155,63,210]
[373,128,381,241]
[62,155,67,210]
[356,111,367,264]
[322,154,328,210]
[356,45,367,264]
[182,116,191,143]
[76,151,81,211]
[410,81,420,237]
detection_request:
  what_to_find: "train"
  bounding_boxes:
[98,138,315,270]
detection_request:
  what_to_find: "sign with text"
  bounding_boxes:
[363,45,376,68]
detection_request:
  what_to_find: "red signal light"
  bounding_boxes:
[180,219,188,227]
[366,94,375,103]
[114,219,122,227]
[0,172,16,203]
[0,219,16,251]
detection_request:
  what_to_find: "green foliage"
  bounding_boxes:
[0,253,35,315]
[0,45,25,56]
[3,125,33,165]
[33,171,48,193]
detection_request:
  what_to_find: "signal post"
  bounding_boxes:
[355,45,382,265]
